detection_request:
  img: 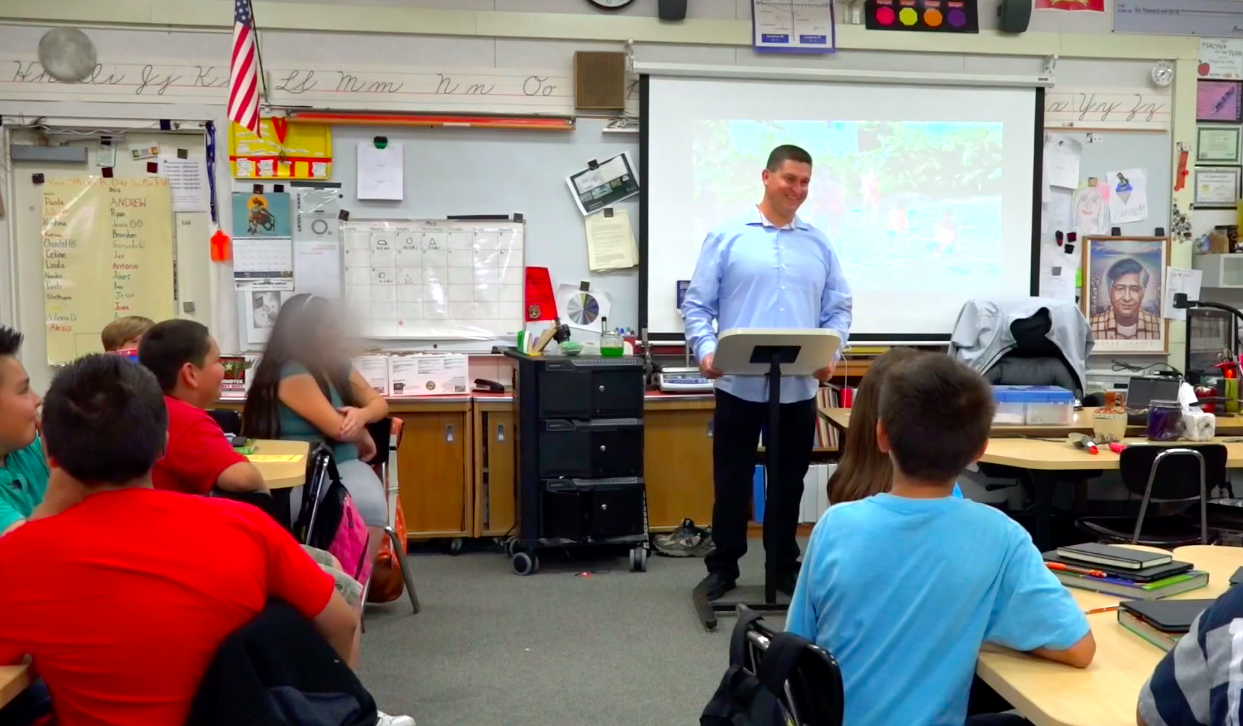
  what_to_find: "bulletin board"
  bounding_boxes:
[229,117,333,180]
[1043,130,1172,240]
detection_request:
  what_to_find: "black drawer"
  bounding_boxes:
[537,360,643,419]
[538,418,642,479]
[540,477,645,541]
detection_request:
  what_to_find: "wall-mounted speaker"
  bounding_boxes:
[659,0,688,20]
[574,51,627,111]
[997,0,1031,33]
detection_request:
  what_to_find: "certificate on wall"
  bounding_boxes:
[1193,167,1241,208]
[1197,125,1242,164]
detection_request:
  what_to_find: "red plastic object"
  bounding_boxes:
[524,267,557,322]
[210,230,232,262]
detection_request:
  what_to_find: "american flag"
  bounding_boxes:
[228,0,260,136]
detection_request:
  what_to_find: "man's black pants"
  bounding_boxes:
[704,389,817,581]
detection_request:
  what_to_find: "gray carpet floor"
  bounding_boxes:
[356,542,790,726]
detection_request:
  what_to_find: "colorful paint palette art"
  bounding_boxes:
[865,0,979,33]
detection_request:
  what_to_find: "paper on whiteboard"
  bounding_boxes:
[357,143,404,201]
[158,156,208,212]
[294,186,342,242]
[240,289,293,346]
[557,283,612,332]
[294,241,342,298]
[1106,168,1149,225]
[233,237,294,291]
[1071,184,1108,236]
[1164,267,1203,321]
[585,210,638,272]
[1043,135,1081,190]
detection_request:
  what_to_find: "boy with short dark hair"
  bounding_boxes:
[100,315,154,353]
[787,354,1095,726]
[138,319,265,495]
[0,326,48,537]
[0,355,364,726]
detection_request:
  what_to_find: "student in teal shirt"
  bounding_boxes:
[788,355,1093,726]
[0,327,49,536]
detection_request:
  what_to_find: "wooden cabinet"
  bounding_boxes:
[643,399,715,532]
[472,400,516,537]
[392,400,472,538]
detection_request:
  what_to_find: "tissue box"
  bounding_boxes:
[992,385,1075,425]
[388,354,468,397]
[351,355,390,396]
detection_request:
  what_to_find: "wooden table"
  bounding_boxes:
[0,664,30,709]
[977,544,1243,726]
[822,407,1243,438]
[245,439,309,490]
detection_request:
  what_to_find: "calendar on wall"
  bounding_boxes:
[340,219,525,339]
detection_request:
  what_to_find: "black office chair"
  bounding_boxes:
[1075,444,1226,547]
[736,606,844,726]
[207,409,242,435]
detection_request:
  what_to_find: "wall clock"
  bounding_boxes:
[588,0,636,9]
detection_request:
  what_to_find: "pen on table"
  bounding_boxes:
[1046,561,1109,578]
[1083,605,1119,615]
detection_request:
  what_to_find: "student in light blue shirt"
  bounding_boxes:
[681,144,853,602]
[788,354,1094,726]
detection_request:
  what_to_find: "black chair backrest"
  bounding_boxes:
[207,409,242,435]
[362,418,392,467]
[1119,444,1227,501]
[293,444,335,544]
[742,608,845,726]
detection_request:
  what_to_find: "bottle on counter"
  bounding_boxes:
[600,317,624,358]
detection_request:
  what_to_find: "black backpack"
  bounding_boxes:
[700,610,808,726]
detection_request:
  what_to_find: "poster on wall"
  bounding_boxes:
[1081,236,1169,354]
[1035,0,1103,11]
[1197,80,1243,123]
[229,118,333,180]
[1200,39,1243,80]
[231,192,292,238]
[864,0,979,32]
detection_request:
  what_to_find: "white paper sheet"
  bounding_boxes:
[294,240,342,298]
[1106,168,1149,225]
[357,143,404,201]
[294,186,341,242]
[1163,267,1203,321]
[241,289,292,345]
[1039,237,1079,301]
[585,210,639,272]
[1044,135,1082,190]
[556,283,612,331]
[233,237,294,291]
[1044,187,1074,237]
[1072,184,1109,236]
[158,156,208,212]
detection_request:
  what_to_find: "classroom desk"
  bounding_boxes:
[976,544,1243,726]
[822,407,1243,438]
[245,439,309,489]
[0,665,30,709]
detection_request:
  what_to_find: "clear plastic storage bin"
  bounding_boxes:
[992,385,1076,426]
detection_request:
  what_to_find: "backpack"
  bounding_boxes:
[296,449,373,585]
[700,610,807,726]
[367,497,407,603]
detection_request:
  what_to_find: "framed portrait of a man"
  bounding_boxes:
[1082,236,1170,354]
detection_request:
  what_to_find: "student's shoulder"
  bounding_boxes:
[7,438,48,473]
[279,360,311,379]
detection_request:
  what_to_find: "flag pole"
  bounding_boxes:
[246,0,271,106]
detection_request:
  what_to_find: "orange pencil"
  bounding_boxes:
[1084,606,1119,615]
[1046,561,1109,579]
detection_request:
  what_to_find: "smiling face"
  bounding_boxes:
[0,355,40,455]
[1109,271,1144,323]
[762,159,812,220]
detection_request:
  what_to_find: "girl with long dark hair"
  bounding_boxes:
[243,294,389,567]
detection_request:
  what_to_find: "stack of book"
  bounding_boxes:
[1043,543,1209,600]
[1118,599,1215,651]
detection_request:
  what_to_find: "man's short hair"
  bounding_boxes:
[42,355,167,485]
[101,316,155,352]
[1106,257,1150,289]
[879,355,994,483]
[138,319,212,394]
[766,144,813,171]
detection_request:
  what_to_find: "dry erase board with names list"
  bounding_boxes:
[341,219,524,340]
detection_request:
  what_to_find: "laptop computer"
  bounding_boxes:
[1126,375,1181,426]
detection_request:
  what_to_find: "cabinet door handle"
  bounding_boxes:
[496,423,505,442]
[598,384,606,392]
[444,424,454,443]
[599,444,607,452]
[707,420,714,438]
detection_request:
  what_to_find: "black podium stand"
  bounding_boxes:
[690,329,840,631]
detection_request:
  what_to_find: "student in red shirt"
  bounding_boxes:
[137,319,267,496]
[0,354,385,726]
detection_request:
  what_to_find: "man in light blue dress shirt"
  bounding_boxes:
[681,145,853,601]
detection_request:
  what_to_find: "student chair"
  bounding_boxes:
[207,409,242,435]
[737,606,845,726]
[363,418,420,615]
[1075,445,1226,547]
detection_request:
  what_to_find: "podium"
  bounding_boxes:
[692,328,842,631]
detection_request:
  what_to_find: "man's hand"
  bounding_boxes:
[699,353,723,379]
[336,406,367,441]
[813,359,838,382]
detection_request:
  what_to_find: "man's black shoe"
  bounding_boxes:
[775,572,799,598]
[698,572,737,601]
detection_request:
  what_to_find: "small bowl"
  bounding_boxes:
[560,341,583,356]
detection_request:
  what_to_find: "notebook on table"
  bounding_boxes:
[1056,543,1173,570]
[1119,599,1215,651]
[1042,552,1192,582]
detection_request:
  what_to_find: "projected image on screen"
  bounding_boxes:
[692,120,1004,290]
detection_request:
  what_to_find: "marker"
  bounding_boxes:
[1083,605,1119,615]
[1047,562,1109,578]
[1070,433,1098,454]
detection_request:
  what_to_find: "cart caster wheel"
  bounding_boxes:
[447,538,463,556]
[630,546,648,573]
[512,551,539,576]
[503,538,518,557]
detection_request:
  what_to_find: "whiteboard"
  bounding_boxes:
[341,219,524,340]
